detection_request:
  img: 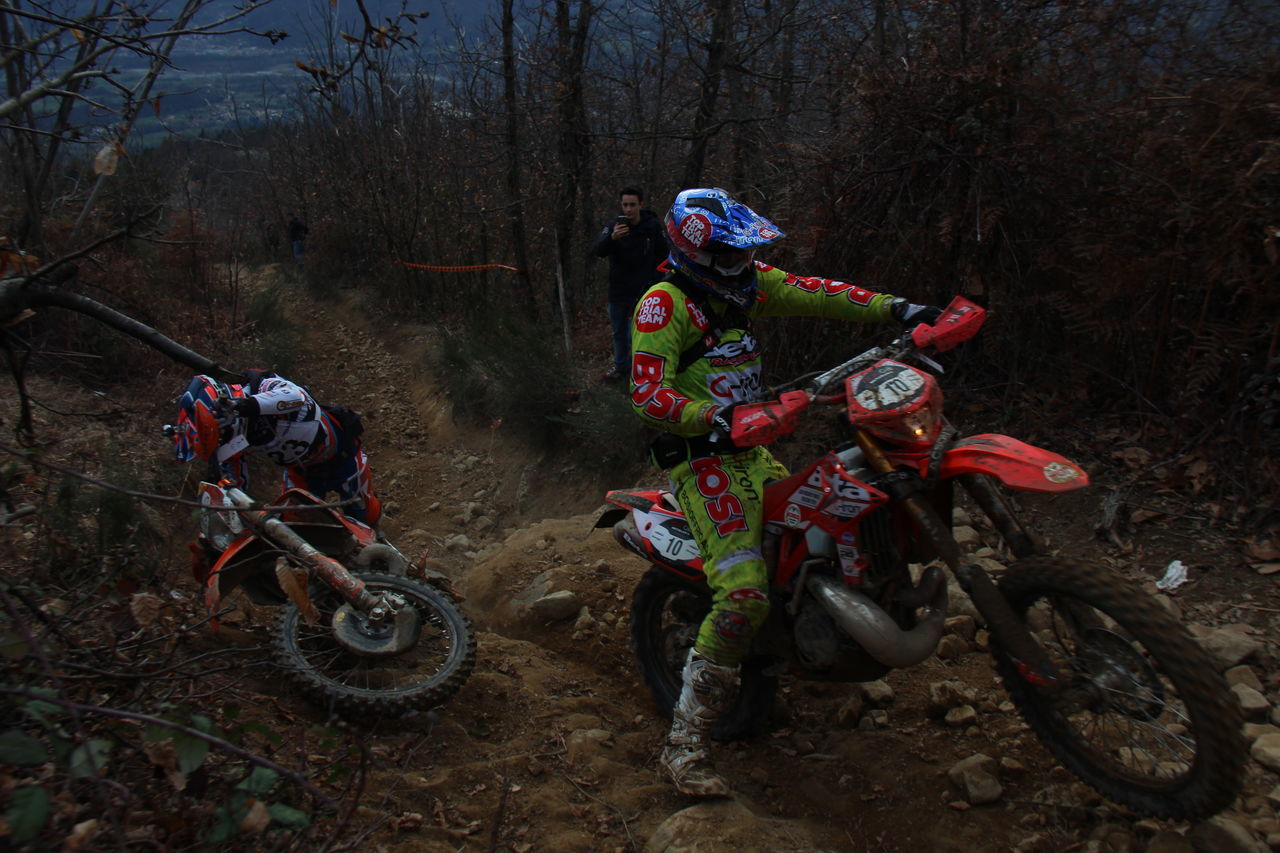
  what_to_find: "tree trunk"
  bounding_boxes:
[501,0,536,311]
[681,0,734,188]
[0,269,239,382]
[553,0,596,313]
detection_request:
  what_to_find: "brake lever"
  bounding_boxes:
[914,351,944,373]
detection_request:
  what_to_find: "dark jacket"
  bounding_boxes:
[592,208,667,304]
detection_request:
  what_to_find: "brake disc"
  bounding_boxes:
[332,601,422,657]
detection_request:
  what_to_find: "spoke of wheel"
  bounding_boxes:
[1129,714,1197,765]
[1070,679,1195,778]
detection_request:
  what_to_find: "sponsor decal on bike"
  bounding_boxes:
[789,481,825,509]
[637,509,700,563]
[837,533,867,585]
[824,475,879,519]
[636,291,674,332]
[783,502,803,527]
[828,499,868,518]
[1043,461,1082,484]
[691,456,748,536]
[217,433,249,462]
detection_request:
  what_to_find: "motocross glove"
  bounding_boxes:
[709,404,738,441]
[890,298,944,327]
[229,396,260,417]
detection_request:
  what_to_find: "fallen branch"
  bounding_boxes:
[0,442,357,512]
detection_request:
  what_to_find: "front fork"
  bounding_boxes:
[855,433,1062,688]
[960,473,1039,559]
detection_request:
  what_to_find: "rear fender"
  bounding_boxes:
[596,488,670,533]
[602,488,669,514]
[939,434,1089,493]
[205,535,273,612]
[600,489,705,579]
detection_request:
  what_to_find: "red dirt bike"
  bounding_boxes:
[598,296,1245,820]
[187,479,476,716]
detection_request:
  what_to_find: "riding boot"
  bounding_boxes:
[659,649,740,797]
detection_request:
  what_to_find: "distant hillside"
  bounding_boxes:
[120,0,490,142]
[190,0,488,47]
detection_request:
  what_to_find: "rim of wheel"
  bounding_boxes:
[284,580,463,700]
[1032,593,1199,785]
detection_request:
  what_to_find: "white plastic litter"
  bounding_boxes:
[1155,560,1189,591]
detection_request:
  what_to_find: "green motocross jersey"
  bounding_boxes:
[629,263,897,436]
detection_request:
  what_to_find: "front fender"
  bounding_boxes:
[205,535,271,612]
[939,434,1089,493]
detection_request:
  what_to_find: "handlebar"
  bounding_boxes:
[727,296,986,446]
[799,296,986,398]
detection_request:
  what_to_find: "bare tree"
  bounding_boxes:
[550,0,596,313]
[0,0,280,253]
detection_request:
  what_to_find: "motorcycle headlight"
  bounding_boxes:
[845,360,946,448]
[900,403,941,442]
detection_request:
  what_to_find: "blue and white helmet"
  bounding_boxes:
[664,187,786,308]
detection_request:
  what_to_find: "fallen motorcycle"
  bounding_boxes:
[598,296,1245,820]
[186,478,475,716]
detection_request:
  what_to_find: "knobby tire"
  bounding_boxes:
[275,572,476,716]
[993,556,1245,820]
[630,565,776,741]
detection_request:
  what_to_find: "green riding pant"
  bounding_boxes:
[668,446,789,667]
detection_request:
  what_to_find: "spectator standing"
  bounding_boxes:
[287,214,309,272]
[592,187,667,382]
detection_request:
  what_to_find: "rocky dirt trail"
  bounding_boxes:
[15,269,1274,853]
[247,276,1280,853]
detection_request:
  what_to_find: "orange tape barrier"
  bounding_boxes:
[396,260,524,273]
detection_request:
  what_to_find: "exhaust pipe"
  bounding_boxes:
[807,566,949,669]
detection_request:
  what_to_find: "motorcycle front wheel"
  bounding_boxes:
[630,565,776,741]
[993,556,1245,820]
[275,572,476,716]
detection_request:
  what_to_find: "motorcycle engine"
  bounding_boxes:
[793,595,840,668]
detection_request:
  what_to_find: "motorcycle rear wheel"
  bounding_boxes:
[275,572,476,716]
[993,556,1245,820]
[630,565,776,741]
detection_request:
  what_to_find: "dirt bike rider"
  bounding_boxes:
[170,370,381,526]
[631,187,944,797]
